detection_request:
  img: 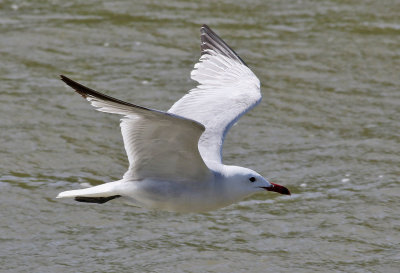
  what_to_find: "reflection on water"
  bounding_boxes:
[1,0,399,272]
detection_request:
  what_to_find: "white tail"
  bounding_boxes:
[56,181,122,199]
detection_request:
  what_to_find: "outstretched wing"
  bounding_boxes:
[60,75,211,182]
[168,25,261,164]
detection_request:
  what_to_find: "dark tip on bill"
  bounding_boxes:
[264,183,291,195]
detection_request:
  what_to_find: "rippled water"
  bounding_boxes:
[1,0,399,272]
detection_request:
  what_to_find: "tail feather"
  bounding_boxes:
[57,181,122,200]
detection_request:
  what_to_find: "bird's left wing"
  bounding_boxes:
[60,75,211,182]
[168,25,261,164]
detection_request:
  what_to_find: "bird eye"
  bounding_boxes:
[249,177,256,182]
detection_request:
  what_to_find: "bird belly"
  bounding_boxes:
[118,179,225,213]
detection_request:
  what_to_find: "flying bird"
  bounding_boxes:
[57,25,290,212]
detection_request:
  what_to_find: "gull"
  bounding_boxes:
[56,25,290,212]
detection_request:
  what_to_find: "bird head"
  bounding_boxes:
[223,166,291,200]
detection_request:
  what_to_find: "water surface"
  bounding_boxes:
[1,0,399,272]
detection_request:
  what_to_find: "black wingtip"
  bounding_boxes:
[59,74,78,87]
[60,75,70,88]
[201,24,210,31]
[199,24,248,67]
[60,75,91,98]
[60,74,73,86]
[59,75,153,111]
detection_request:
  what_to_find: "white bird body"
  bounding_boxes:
[57,25,290,212]
[58,165,271,212]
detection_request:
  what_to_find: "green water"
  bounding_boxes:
[1,0,399,272]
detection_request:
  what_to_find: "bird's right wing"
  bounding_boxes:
[60,75,211,182]
[169,25,261,164]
